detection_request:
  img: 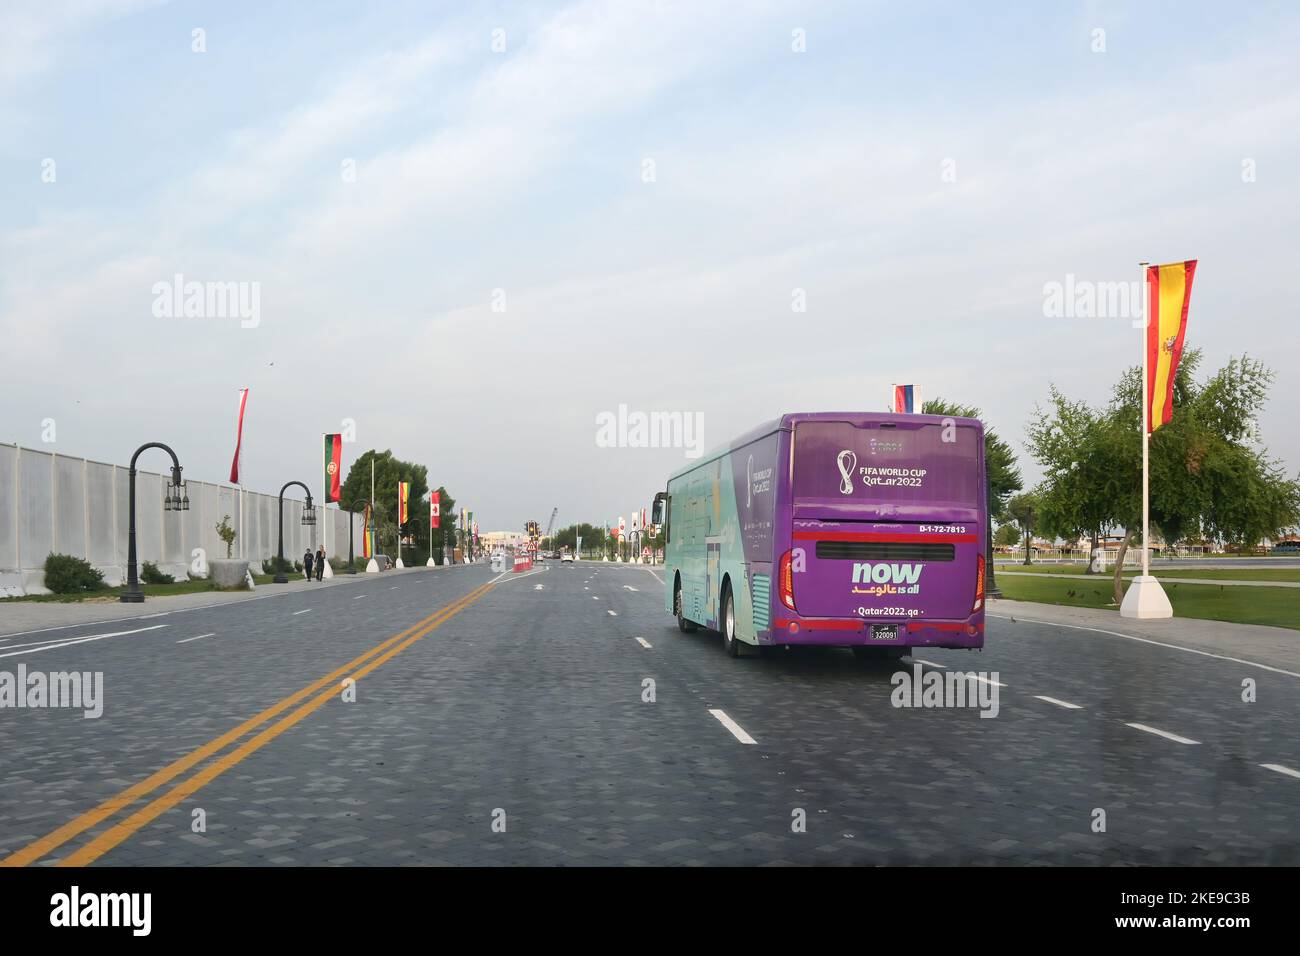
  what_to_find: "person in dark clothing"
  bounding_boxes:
[315,546,326,582]
[303,549,314,581]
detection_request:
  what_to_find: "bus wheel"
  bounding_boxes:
[675,583,697,633]
[722,586,741,658]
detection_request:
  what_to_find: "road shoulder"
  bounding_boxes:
[989,597,1300,674]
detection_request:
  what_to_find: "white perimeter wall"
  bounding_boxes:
[0,443,364,595]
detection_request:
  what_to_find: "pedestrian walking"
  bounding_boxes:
[303,548,314,581]
[315,546,326,582]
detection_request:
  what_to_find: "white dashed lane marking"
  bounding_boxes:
[1261,763,1300,780]
[1126,722,1200,745]
[1034,695,1082,710]
[0,624,170,660]
[635,637,652,649]
[709,709,757,745]
[177,633,217,644]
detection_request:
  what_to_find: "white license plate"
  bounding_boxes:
[872,625,898,641]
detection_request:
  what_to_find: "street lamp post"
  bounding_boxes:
[273,481,316,583]
[345,499,366,574]
[121,442,188,603]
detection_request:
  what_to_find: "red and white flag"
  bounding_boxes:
[229,388,249,484]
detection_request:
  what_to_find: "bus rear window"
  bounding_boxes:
[792,420,982,509]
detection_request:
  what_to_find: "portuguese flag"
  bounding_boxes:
[1146,260,1197,433]
[323,433,343,503]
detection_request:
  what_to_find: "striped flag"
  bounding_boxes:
[323,433,343,503]
[398,482,410,526]
[229,388,249,483]
[892,384,921,414]
[362,504,373,558]
[1146,260,1197,433]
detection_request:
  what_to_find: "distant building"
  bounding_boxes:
[481,530,526,550]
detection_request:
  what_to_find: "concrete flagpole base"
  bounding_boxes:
[1119,575,1173,619]
[426,557,435,567]
[365,558,379,573]
[395,558,405,568]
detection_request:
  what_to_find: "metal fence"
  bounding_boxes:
[0,443,363,596]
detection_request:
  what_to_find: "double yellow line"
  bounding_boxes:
[2,578,495,868]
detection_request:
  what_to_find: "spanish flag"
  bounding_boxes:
[1146,260,1197,433]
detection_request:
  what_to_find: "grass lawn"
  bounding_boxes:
[2,578,227,603]
[996,564,1300,583]
[995,574,1300,630]
[3,565,373,602]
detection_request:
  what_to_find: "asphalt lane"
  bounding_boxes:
[0,564,493,863]
[1,561,1296,865]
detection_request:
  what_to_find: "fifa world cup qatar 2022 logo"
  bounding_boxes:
[837,449,857,494]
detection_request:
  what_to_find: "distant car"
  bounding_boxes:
[560,552,574,563]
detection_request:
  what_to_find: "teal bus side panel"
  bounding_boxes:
[663,450,759,645]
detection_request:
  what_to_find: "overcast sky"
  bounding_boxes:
[2,0,1298,533]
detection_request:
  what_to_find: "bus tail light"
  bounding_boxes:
[779,550,797,611]
[972,553,986,612]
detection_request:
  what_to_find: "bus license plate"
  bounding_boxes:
[872,625,898,641]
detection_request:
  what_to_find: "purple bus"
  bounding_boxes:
[653,412,987,658]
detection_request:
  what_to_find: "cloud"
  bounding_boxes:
[0,0,165,93]
[3,0,1299,529]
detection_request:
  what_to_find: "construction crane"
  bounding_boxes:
[544,507,558,547]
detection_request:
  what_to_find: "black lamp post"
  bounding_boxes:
[344,499,367,574]
[121,442,188,603]
[273,481,315,583]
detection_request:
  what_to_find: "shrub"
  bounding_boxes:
[215,515,237,559]
[141,561,175,585]
[43,553,105,594]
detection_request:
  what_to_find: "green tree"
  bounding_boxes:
[923,399,1023,592]
[1007,492,1040,565]
[1027,349,1300,603]
[338,449,435,564]
[994,522,1021,549]
[1026,388,1120,573]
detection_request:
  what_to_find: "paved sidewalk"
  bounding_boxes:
[0,563,452,637]
[989,597,1300,674]
[999,570,1300,588]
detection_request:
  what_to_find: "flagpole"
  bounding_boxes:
[1122,261,1172,619]
[365,457,377,572]
[1140,261,1150,579]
